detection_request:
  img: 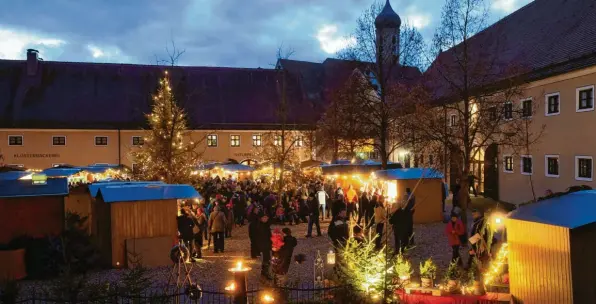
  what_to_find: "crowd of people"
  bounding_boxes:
[175,174,496,280]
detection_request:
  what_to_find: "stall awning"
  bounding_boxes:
[0,171,31,181]
[220,164,255,172]
[41,168,82,177]
[321,163,402,175]
[374,168,444,180]
[0,178,69,198]
[509,190,596,229]
[97,184,201,203]
[88,181,165,197]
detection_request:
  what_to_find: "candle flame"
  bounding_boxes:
[263,294,274,302]
[236,261,242,270]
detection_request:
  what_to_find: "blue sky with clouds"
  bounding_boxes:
[0,0,533,68]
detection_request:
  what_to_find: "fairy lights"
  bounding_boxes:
[483,243,508,285]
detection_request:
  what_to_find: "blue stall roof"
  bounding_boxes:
[97,184,201,203]
[0,171,31,181]
[509,190,596,229]
[220,164,255,172]
[374,168,444,180]
[88,181,165,197]
[41,168,82,177]
[0,178,69,198]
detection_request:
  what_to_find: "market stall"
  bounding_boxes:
[507,190,596,304]
[321,162,403,191]
[19,164,129,184]
[195,162,255,180]
[92,183,200,268]
[374,168,444,224]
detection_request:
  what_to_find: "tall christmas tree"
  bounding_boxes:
[132,71,201,183]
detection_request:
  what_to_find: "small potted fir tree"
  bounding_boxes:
[395,253,413,286]
[419,258,437,288]
[467,258,486,295]
[443,259,461,293]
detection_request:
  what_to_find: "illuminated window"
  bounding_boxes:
[207,134,218,147]
[295,136,304,147]
[449,114,457,127]
[8,135,23,146]
[132,136,144,146]
[503,102,513,120]
[95,136,108,146]
[274,135,282,146]
[230,135,240,147]
[503,155,513,173]
[252,134,262,147]
[52,136,66,146]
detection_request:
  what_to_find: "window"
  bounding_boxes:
[545,155,559,177]
[52,136,66,146]
[576,156,593,181]
[521,155,533,175]
[274,135,282,146]
[404,154,411,168]
[429,155,434,166]
[503,102,513,120]
[252,134,262,147]
[413,155,419,168]
[295,136,304,147]
[449,114,457,127]
[503,155,513,173]
[8,135,23,146]
[207,134,218,147]
[545,93,560,116]
[230,135,240,147]
[95,136,108,146]
[488,107,498,121]
[419,154,424,166]
[577,85,594,112]
[132,136,144,146]
[521,98,532,118]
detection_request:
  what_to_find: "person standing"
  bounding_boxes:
[345,185,359,221]
[389,200,408,254]
[359,189,371,227]
[445,212,464,265]
[247,202,262,258]
[328,209,349,249]
[441,179,449,213]
[306,193,322,237]
[177,207,196,261]
[373,199,386,250]
[316,186,329,221]
[451,178,462,210]
[468,173,478,197]
[193,207,208,259]
[404,188,416,246]
[277,227,298,277]
[467,209,490,268]
[256,211,273,280]
[208,206,227,253]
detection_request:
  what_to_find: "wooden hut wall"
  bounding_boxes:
[508,219,573,304]
[93,197,113,266]
[110,199,177,267]
[397,179,442,223]
[0,197,65,244]
[64,189,93,232]
[570,223,596,303]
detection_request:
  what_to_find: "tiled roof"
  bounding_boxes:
[425,0,596,101]
[0,60,317,130]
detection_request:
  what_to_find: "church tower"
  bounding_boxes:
[375,0,402,64]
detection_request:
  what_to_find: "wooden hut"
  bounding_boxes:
[0,178,68,244]
[507,190,596,304]
[375,168,444,224]
[93,183,200,268]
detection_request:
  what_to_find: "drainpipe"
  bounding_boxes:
[117,128,122,165]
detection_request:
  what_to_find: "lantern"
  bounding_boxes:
[327,250,336,265]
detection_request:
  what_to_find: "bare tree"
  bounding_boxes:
[408,0,544,224]
[338,1,425,169]
[154,37,186,67]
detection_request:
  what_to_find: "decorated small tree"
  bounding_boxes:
[467,258,485,295]
[395,253,413,285]
[132,71,202,183]
[443,259,461,293]
[419,258,437,288]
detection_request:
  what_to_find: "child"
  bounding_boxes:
[445,211,465,265]
[276,205,285,224]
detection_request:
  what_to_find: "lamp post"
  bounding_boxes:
[228,261,251,304]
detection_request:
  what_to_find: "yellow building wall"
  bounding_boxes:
[0,129,311,169]
[507,219,573,304]
[499,66,596,204]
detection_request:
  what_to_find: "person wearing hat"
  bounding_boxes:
[445,210,464,265]
[467,208,489,268]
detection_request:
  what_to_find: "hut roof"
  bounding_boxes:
[375,168,444,180]
[0,178,69,198]
[220,164,255,172]
[0,170,31,181]
[88,181,165,197]
[97,184,201,203]
[321,163,402,175]
[41,167,82,177]
[508,190,596,229]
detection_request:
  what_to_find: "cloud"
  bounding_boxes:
[0,27,65,60]
[403,6,432,29]
[86,44,129,62]
[492,0,528,13]
[315,25,356,54]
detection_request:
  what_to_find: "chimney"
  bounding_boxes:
[26,49,39,76]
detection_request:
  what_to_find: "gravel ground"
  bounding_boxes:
[20,215,463,293]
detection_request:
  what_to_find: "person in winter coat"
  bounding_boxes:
[193,207,208,259]
[298,196,309,223]
[404,188,416,246]
[255,211,273,279]
[467,209,493,268]
[332,187,347,217]
[277,227,298,275]
[358,189,371,227]
[445,212,465,264]
[345,185,359,220]
[248,202,263,258]
[389,200,409,254]
[328,209,349,249]
[225,201,234,238]
[374,199,387,250]
[306,193,322,237]
[177,207,196,259]
[208,206,227,253]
